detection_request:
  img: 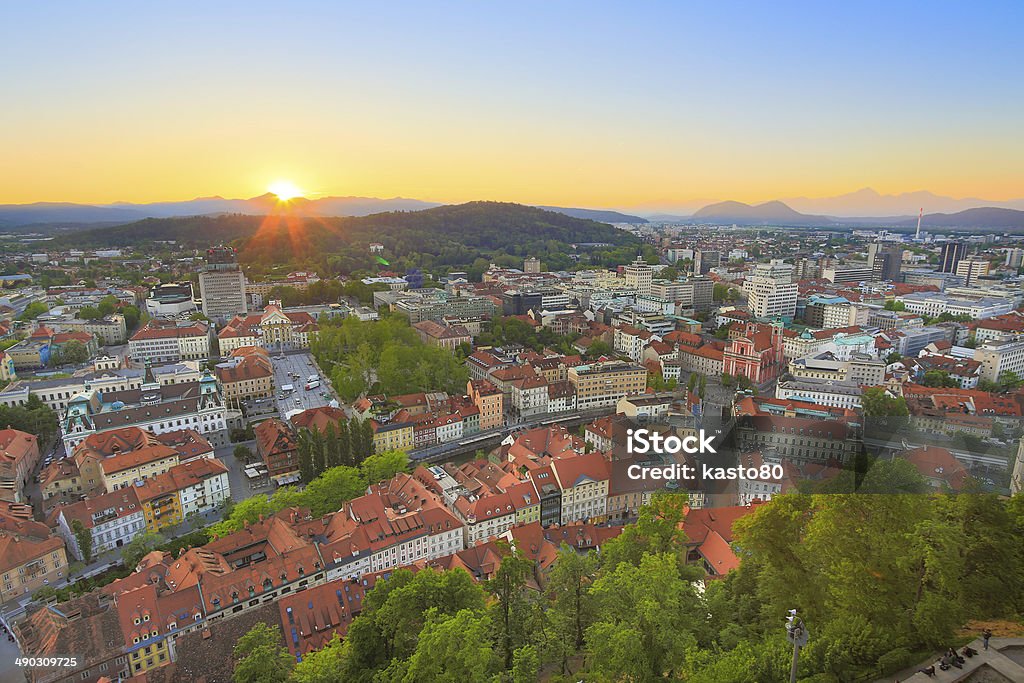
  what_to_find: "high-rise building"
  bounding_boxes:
[867,243,902,281]
[623,256,653,297]
[939,241,965,273]
[693,250,721,275]
[198,246,248,324]
[955,257,990,287]
[523,256,542,273]
[746,271,798,321]
[1005,248,1024,270]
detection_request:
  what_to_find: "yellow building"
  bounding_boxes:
[215,346,274,405]
[100,444,180,492]
[371,421,415,453]
[0,509,68,605]
[134,473,183,533]
[568,361,648,410]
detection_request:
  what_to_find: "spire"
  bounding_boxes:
[143,359,157,386]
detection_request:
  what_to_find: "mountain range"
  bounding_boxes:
[0,195,648,229]
[3,188,1024,230]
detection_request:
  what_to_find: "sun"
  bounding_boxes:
[267,180,304,201]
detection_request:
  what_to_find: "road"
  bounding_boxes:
[269,351,339,419]
[409,406,618,463]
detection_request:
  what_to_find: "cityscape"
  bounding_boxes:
[2,3,1024,683]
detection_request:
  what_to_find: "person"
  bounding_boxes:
[983,628,992,650]
[963,645,977,658]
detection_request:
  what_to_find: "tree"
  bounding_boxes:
[885,351,902,364]
[547,544,599,669]
[511,644,540,683]
[233,622,295,683]
[122,304,142,330]
[77,305,102,320]
[97,295,119,316]
[361,450,409,486]
[18,301,49,321]
[922,369,958,388]
[233,444,253,463]
[999,370,1024,391]
[122,531,165,569]
[860,387,908,417]
[71,519,92,562]
[600,493,693,571]
[399,609,499,682]
[300,465,365,516]
[883,299,906,311]
[586,552,705,681]
[486,543,533,669]
[50,340,89,366]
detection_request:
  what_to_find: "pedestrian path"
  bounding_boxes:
[881,638,1024,682]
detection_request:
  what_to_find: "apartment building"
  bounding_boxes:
[129,319,212,364]
[58,488,147,559]
[214,346,274,404]
[568,361,647,410]
[0,429,40,504]
[0,510,68,605]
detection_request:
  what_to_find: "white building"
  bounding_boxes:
[775,378,863,410]
[128,320,212,364]
[898,292,1014,320]
[623,256,654,297]
[58,488,146,559]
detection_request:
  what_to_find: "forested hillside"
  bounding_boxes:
[58,202,642,275]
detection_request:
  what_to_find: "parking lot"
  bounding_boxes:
[271,351,340,419]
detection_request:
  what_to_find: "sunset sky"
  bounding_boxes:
[2,2,1021,209]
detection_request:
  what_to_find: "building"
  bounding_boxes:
[523,256,542,273]
[939,241,965,273]
[789,351,885,386]
[723,322,785,385]
[371,420,415,453]
[623,256,653,297]
[568,361,647,410]
[734,396,862,465]
[134,458,230,531]
[467,379,504,431]
[129,319,212,364]
[649,278,714,310]
[198,246,248,323]
[745,263,798,320]
[775,378,863,410]
[412,320,472,351]
[551,452,610,524]
[0,429,40,503]
[867,243,902,281]
[973,339,1024,384]
[0,510,68,606]
[822,264,873,284]
[218,304,320,354]
[61,370,229,452]
[214,346,274,405]
[897,291,1014,320]
[955,257,991,287]
[58,488,147,559]
[146,282,197,318]
[693,250,720,275]
[254,418,299,481]
[99,439,180,492]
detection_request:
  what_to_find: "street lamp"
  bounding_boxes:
[785,609,808,683]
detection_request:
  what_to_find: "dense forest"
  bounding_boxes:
[230,489,1024,683]
[57,202,643,276]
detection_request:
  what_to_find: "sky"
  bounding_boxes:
[1,2,1022,209]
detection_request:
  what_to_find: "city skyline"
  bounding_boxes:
[3,2,1022,207]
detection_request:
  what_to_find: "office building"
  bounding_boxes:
[693,250,720,275]
[955,257,990,287]
[198,246,247,323]
[939,242,965,274]
[867,243,902,281]
[623,256,653,297]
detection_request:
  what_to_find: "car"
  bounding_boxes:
[294,397,302,404]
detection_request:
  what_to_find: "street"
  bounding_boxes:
[270,351,339,419]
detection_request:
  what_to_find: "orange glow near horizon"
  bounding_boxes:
[267,180,304,201]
